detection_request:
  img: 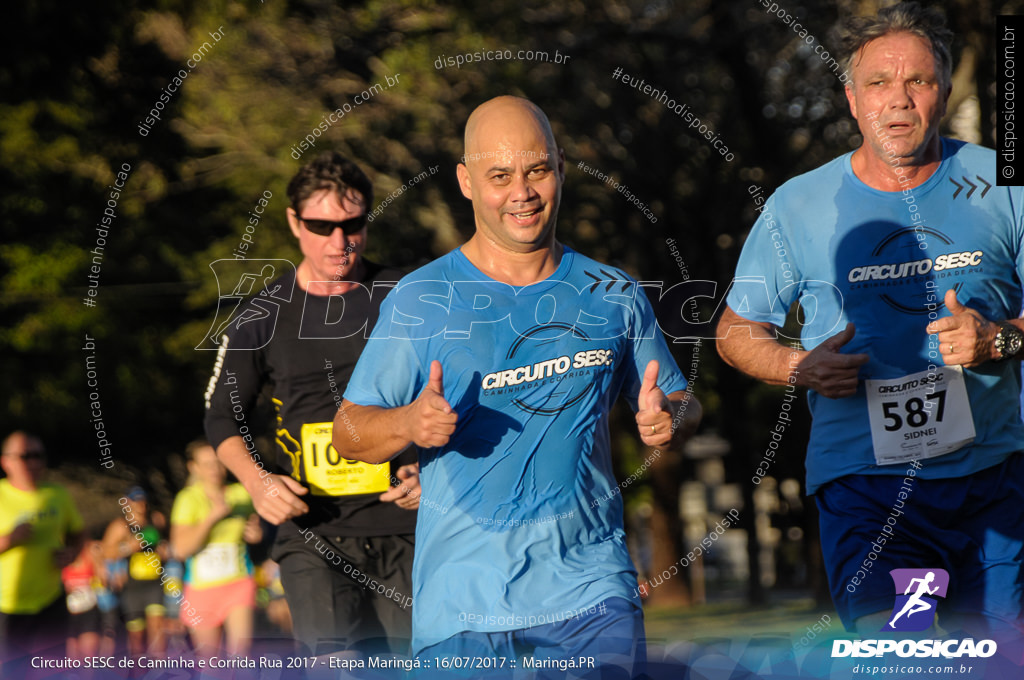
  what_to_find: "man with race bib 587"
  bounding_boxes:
[717,2,1024,653]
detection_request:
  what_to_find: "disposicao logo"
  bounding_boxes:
[831,568,997,659]
[884,568,948,632]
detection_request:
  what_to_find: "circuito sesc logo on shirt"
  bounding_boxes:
[480,324,614,416]
[844,226,983,315]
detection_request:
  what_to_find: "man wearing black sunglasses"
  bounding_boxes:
[0,431,84,672]
[204,152,419,657]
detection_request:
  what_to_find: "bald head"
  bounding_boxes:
[463,96,558,168]
[456,96,565,262]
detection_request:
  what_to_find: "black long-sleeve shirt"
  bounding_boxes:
[204,261,416,538]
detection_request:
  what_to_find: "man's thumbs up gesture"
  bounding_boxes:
[407,360,458,448]
[636,360,675,447]
[926,289,999,367]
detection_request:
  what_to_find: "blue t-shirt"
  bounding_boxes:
[345,245,687,652]
[728,139,1024,494]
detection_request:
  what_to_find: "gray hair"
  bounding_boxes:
[839,2,954,89]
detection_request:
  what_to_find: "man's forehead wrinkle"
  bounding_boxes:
[853,33,939,78]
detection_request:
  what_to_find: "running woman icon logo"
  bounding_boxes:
[883,568,950,632]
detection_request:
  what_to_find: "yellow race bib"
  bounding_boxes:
[299,423,390,496]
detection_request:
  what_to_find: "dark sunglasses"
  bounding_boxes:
[296,213,367,236]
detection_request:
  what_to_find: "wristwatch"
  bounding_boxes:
[993,322,1024,361]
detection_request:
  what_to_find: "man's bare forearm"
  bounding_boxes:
[716,306,805,386]
[216,436,265,492]
[334,400,414,464]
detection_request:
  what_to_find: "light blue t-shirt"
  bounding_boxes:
[345,245,687,652]
[728,139,1024,494]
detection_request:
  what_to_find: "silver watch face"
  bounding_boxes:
[1008,331,1023,355]
[996,325,1023,359]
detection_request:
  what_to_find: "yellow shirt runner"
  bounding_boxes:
[0,480,83,614]
[170,483,254,589]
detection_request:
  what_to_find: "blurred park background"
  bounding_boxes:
[1,0,1014,648]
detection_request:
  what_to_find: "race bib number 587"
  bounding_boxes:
[865,366,975,465]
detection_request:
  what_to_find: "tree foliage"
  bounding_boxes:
[1,0,1003,602]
